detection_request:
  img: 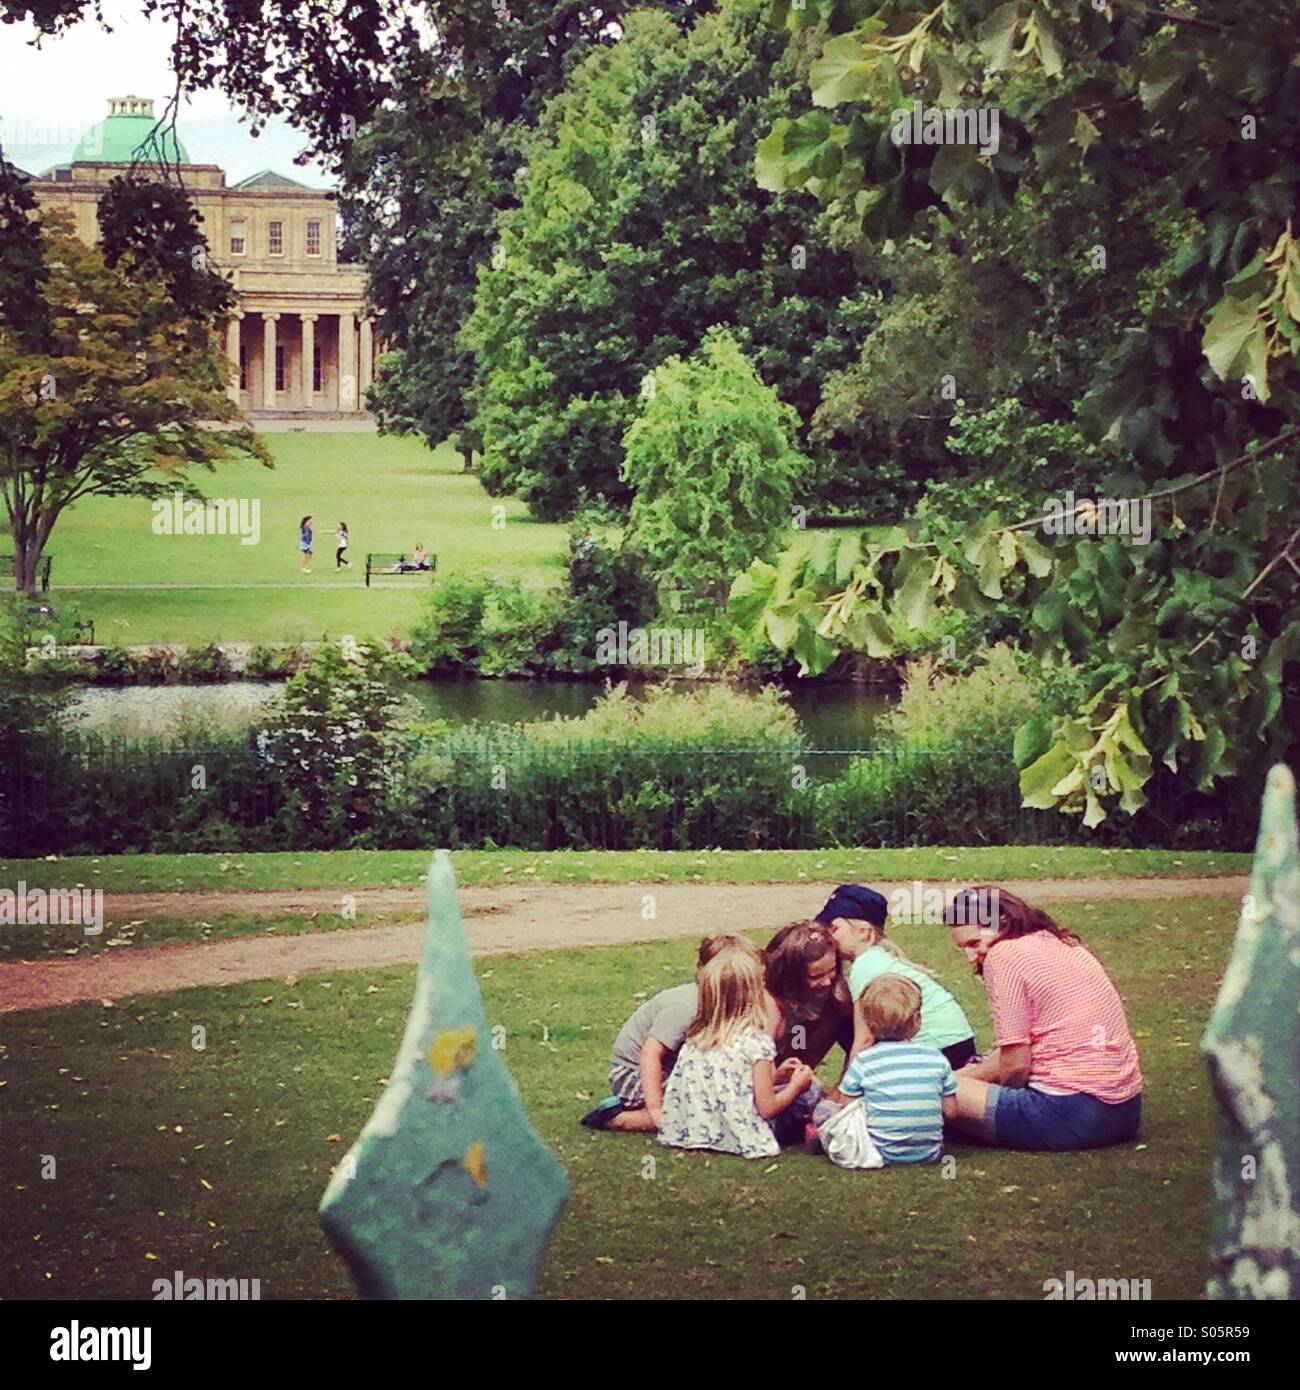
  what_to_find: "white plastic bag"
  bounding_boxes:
[820,1099,884,1170]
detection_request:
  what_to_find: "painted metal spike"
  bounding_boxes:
[1202,764,1300,1300]
[320,851,568,1299]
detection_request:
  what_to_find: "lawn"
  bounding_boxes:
[0,897,1227,1300]
[43,433,570,645]
[0,844,1251,895]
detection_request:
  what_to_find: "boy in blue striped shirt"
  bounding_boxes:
[837,974,958,1164]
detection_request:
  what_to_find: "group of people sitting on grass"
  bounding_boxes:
[581,884,1143,1165]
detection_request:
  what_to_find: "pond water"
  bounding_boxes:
[66,678,895,746]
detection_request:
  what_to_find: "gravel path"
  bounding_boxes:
[0,876,1246,1015]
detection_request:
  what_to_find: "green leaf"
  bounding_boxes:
[932,52,967,108]
[977,538,1004,599]
[1034,11,1064,78]
[1019,533,1053,578]
[764,606,799,651]
[783,110,839,183]
[977,3,1023,73]
[808,530,838,576]
[792,620,835,676]
[844,607,895,658]
[835,533,861,585]
[1013,714,1052,768]
[754,122,789,193]
[810,32,878,108]
[893,548,937,629]
[1074,110,1100,153]
[1203,289,1268,397]
[929,143,978,198]
[1020,743,1075,809]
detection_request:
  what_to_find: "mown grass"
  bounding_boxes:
[0,897,1228,1300]
[45,433,569,645]
[0,844,1251,895]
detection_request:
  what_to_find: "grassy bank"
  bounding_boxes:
[0,845,1251,895]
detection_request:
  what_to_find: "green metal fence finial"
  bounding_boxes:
[1202,763,1300,1300]
[319,850,568,1299]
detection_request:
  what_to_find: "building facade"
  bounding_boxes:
[29,96,374,422]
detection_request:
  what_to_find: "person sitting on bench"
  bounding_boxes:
[377,545,433,576]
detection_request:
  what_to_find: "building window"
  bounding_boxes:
[275,346,285,392]
[268,221,283,256]
[230,221,246,255]
[306,219,321,256]
[313,345,322,393]
[239,346,247,390]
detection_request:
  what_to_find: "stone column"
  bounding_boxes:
[301,313,317,410]
[262,313,280,411]
[338,311,357,412]
[359,318,374,405]
[225,314,242,405]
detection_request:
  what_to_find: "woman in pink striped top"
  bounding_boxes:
[942,887,1143,1151]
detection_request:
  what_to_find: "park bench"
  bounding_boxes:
[0,554,52,591]
[365,552,437,588]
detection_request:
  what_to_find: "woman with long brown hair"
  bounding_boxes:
[943,886,1143,1151]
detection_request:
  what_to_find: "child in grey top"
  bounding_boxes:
[581,934,764,1133]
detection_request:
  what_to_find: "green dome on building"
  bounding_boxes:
[72,96,191,165]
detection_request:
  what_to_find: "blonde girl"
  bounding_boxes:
[658,945,815,1159]
[583,934,761,1134]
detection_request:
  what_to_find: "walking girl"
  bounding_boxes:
[335,521,350,569]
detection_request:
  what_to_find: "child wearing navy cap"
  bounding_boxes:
[816,884,977,1070]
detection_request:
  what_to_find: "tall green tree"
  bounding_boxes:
[0,210,267,592]
[466,1,876,519]
[341,4,707,454]
[623,328,807,599]
[735,0,1300,822]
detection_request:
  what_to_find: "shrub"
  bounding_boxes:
[246,643,309,680]
[551,523,658,675]
[518,681,799,744]
[409,576,488,673]
[885,644,1042,750]
[259,636,417,847]
[93,645,138,684]
[476,582,563,677]
[179,642,231,683]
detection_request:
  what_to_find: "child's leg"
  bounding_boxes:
[608,1107,659,1132]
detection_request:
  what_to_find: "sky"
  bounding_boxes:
[0,0,331,185]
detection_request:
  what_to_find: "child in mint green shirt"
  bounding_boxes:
[816,883,977,1070]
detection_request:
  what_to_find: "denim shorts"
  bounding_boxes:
[986,1085,1141,1151]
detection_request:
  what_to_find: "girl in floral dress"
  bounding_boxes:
[658,946,816,1159]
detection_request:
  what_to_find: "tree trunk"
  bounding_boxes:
[11,520,41,595]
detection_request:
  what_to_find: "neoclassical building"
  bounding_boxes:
[28,96,375,422]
